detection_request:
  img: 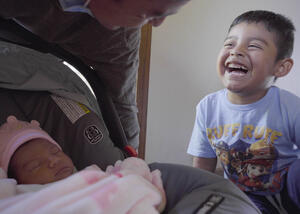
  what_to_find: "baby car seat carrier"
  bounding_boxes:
[0,17,137,157]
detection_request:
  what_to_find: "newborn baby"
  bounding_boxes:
[0,115,74,184]
[0,115,166,213]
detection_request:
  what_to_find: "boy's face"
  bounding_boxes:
[217,22,280,103]
[9,139,74,184]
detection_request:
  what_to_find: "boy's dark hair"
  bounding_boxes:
[229,10,295,61]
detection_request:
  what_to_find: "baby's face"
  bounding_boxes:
[9,139,74,184]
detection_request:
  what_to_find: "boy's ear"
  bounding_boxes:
[274,58,294,78]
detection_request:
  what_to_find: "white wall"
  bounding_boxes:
[145,0,300,165]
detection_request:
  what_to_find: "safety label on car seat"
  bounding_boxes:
[51,95,90,124]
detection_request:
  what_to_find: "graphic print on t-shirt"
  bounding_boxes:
[207,123,287,194]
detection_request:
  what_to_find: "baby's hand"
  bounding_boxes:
[106,158,166,212]
[105,157,152,180]
[105,160,122,174]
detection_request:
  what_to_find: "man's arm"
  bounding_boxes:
[192,156,217,173]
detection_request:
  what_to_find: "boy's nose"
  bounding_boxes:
[230,47,245,57]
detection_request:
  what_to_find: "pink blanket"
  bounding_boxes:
[0,158,165,214]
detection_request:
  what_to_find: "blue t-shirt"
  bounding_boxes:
[187,86,300,195]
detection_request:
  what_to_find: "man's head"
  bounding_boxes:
[88,0,191,29]
[216,10,295,103]
[0,115,74,184]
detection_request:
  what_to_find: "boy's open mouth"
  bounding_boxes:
[226,63,249,73]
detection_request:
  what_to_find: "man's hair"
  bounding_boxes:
[228,10,295,61]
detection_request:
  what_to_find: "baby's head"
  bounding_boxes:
[0,116,74,184]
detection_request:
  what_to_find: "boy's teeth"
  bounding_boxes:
[228,64,247,70]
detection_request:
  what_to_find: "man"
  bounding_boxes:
[0,0,191,166]
[84,0,191,29]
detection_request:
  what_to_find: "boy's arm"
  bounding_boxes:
[192,156,217,173]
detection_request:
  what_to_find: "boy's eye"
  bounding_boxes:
[224,43,233,48]
[248,44,261,49]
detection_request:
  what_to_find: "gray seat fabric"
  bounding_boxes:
[149,163,261,214]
